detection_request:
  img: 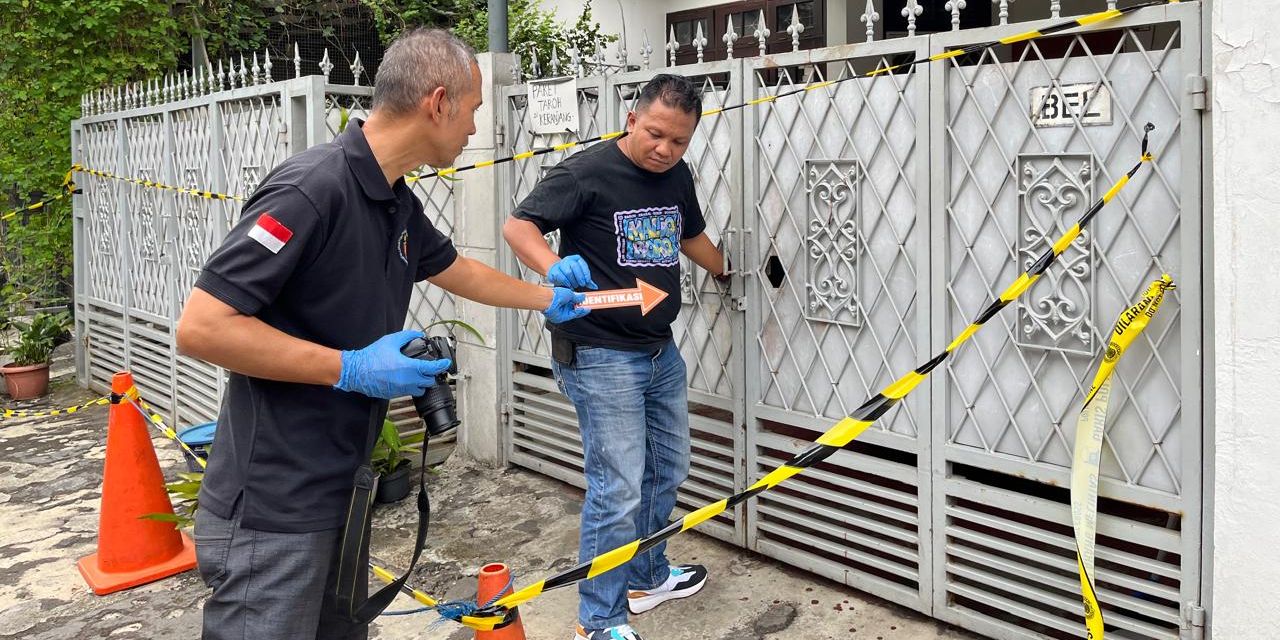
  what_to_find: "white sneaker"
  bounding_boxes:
[574,623,643,640]
[626,564,709,615]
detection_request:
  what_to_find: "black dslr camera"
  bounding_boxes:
[399,335,460,436]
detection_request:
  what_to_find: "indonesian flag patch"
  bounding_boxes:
[247,212,293,254]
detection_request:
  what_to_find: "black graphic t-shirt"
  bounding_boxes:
[513,139,705,350]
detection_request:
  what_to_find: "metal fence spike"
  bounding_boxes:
[992,0,1012,26]
[263,47,273,83]
[616,33,627,68]
[320,48,334,83]
[946,0,967,31]
[251,52,261,85]
[723,16,739,60]
[551,44,560,76]
[787,4,805,51]
[351,51,364,86]
[862,0,880,42]
[294,43,302,78]
[694,21,708,63]
[902,0,923,37]
[667,26,679,67]
[642,29,652,69]
[755,9,771,56]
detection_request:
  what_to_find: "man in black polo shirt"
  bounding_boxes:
[503,74,727,640]
[175,29,586,640]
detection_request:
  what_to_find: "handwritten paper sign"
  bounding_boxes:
[528,77,579,135]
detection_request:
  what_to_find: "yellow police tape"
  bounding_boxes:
[1,396,109,420]
[1,168,78,222]
[1070,275,1175,639]
[61,2,1169,202]
[73,165,246,202]
[368,126,1156,631]
[124,392,209,470]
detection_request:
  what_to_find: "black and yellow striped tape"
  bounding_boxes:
[74,165,246,202]
[2,168,79,222]
[66,1,1170,200]
[122,392,208,470]
[1,396,109,420]
[409,0,1170,183]
[433,125,1158,631]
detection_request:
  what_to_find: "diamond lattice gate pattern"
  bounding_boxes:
[931,5,1203,638]
[499,4,1205,639]
[72,75,437,434]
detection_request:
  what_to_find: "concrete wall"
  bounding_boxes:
[542,0,667,69]
[454,52,516,465]
[1210,1,1280,637]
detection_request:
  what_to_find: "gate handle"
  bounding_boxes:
[721,227,738,276]
[738,228,753,278]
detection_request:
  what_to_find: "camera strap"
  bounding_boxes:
[334,400,432,624]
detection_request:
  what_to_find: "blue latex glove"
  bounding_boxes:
[335,330,453,399]
[543,287,589,324]
[546,255,598,290]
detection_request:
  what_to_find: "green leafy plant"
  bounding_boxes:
[452,0,616,77]
[5,311,70,367]
[143,471,203,529]
[371,417,420,475]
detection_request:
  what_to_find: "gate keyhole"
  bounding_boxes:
[765,254,786,288]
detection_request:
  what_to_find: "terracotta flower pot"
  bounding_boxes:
[1,362,51,400]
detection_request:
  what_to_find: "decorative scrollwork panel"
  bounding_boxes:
[804,159,862,327]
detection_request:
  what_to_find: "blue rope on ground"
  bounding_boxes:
[380,574,515,626]
[380,606,433,616]
[429,574,516,628]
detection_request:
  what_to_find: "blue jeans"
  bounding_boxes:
[552,340,691,629]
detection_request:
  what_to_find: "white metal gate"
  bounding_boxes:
[500,3,1206,638]
[72,62,455,434]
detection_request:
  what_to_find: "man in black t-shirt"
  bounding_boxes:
[176,30,587,640]
[504,74,728,640]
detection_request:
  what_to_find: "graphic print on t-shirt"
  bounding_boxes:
[614,206,681,267]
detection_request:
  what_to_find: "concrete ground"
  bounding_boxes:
[0,350,981,640]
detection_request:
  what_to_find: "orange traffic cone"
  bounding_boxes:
[77,372,196,595]
[475,563,526,640]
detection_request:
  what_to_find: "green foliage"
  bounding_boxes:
[142,471,203,529]
[371,417,419,475]
[452,0,617,77]
[424,318,484,345]
[361,0,484,44]
[0,0,187,306]
[6,311,70,366]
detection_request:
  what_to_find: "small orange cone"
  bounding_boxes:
[475,563,525,640]
[77,372,196,595]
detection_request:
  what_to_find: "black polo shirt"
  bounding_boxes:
[194,120,458,533]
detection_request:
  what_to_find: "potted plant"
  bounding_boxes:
[371,417,420,504]
[1,310,71,400]
[144,471,203,529]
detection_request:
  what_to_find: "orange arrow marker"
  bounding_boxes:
[580,278,669,316]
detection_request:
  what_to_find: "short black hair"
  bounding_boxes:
[635,74,702,123]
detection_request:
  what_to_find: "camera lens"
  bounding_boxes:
[414,382,459,436]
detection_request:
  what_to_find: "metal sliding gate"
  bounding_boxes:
[500,3,1205,638]
[72,69,456,432]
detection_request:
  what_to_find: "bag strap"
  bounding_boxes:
[334,401,432,624]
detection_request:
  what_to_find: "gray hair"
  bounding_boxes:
[373,28,477,116]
